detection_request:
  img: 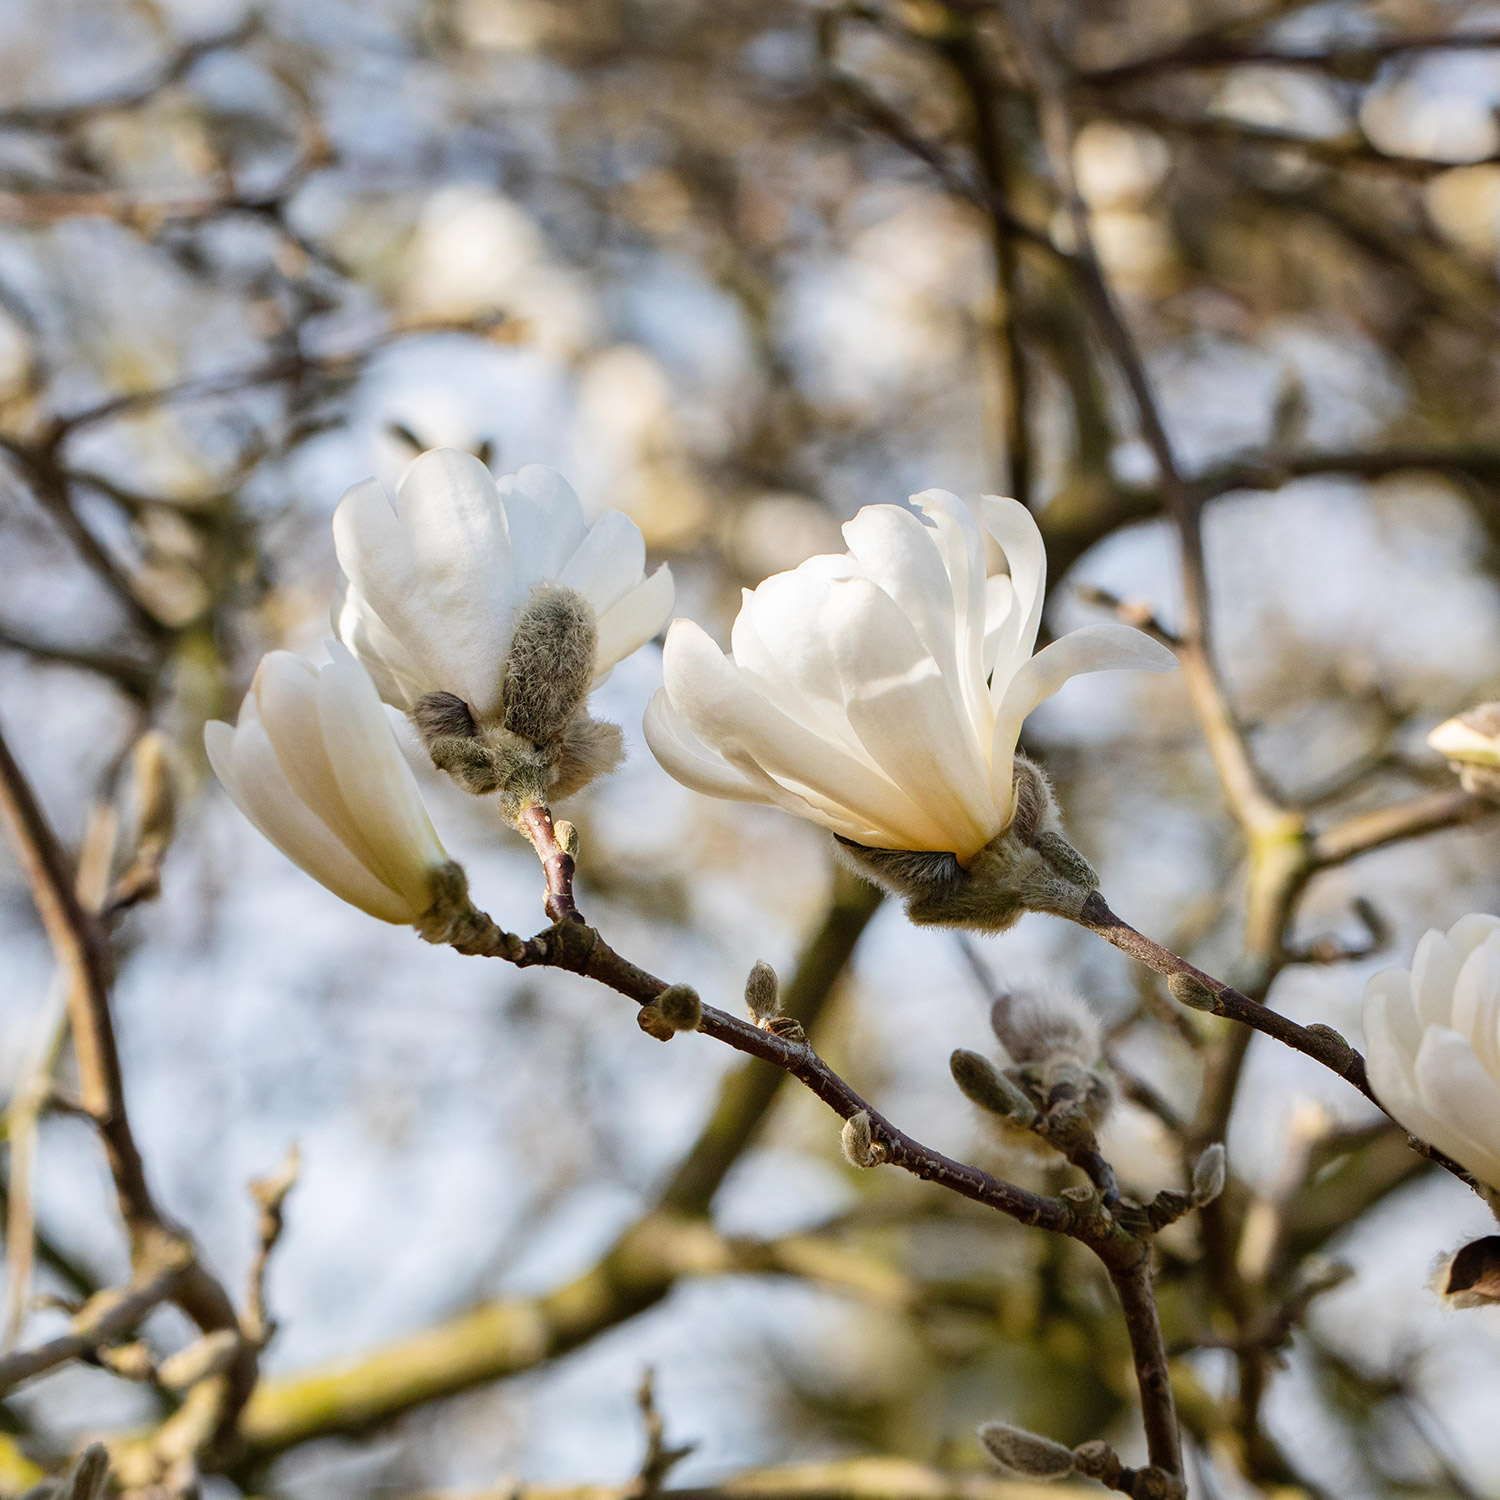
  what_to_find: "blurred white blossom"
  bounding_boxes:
[1363,914,1500,1193]
[645,489,1174,856]
[205,645,448,924]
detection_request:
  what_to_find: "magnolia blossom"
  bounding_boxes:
[206,644,448,924]
[645,489,1175,858]
[333,448,674,718]
[1363,913,1500,1193]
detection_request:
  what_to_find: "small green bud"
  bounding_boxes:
[1192,1142,1227,1206]
[950,1049,1039,1125]
[1167,972,1219,1013]
[840,1110,885,1168]
[745,960,781,1023]
[655,983,701,1032]
[1305,1022,1349,1049]
[977,1420,1076,1479]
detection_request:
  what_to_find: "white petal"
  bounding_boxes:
[1428,715,1500,766]
[393,449,517,715]
[333,576,428,711]
[662,619,950,850]
[318,643,446,911]
[911,489,991,750]
[594,563,675,677]
[819,574,997,854]
[1414,1027,1500,1190]
[643,688,768,803]
[1364,966,1423,1063]
[332,478,460,706]
[1447,912,1500,964]
[205,717,412,923]
[841,503,962,696]
[1410,927,1461,1030]
[1364,987,1450,1150]
[1451,942,1500,1079]
[983,573,1017,679]
[988,624,1178,810]
[558,509,647,617]
[497,464,587,598]
[978,495,1046,687]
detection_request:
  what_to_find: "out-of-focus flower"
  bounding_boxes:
[205,645,449,924]
[1363,913,1500,1195]
[334,447,673,815]
[646,488,1173,852]
[1428,703,1500,801]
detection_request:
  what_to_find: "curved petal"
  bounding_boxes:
[333,576,429,711]
[497,464,588,598]
[1452,941,1500,1080]
[978,495,1046,688]
[820,574,998,854]
[205,717,412,923]
[662,619,950,850]
[911,490,990,750]
[1411,927,1461,1030]
[558,509,647,617]
[1364,987,1446,1147]
[1448,912,1500,965]
[318,643,447,911]
[643,688,768,803]
[841,503,962,700]
[594,563,674,677]
[989,624,1178,809]
[983,574,1017,679]
[332,477,459,705]
[1414,1027,1500,1190]
[393,448,515,716]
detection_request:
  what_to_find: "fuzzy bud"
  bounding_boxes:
[841,1110,885,1169]
[126,730,176,852]
[745,960,781,1023]
[1167,972,1219,1013]
[990,987,1101,1070]
[554,819,580,859]
[833,760,1098,933]
[950,1049,1039,1125]
[1435,1235,1500,1308]
[637,1005,677,1042]
[655,983,702,1032]
[1191,1142,1227,1206]
[502,585,597,747]
[977,1420,1076,1480]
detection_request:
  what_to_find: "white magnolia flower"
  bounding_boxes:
[645,489,1175,858]
[1363,913,1500,1193]
[333,447,673,719]
[206,644,448,924]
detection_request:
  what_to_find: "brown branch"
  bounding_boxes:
[0,1250,187,1396]
[517,805,580,924]
[0,718,252,1450]
[1310,787,1493,868]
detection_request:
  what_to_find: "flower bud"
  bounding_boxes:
[1167,972,1218,1013]
[502,585,598,747]
[1429,703,1500,768]
[977,1420,1075,1479]
[1191,1142,1227,1206]
[744,960,781,1023]
[990,986,1100,1070]
[950,1049,1039,1126]
[655,983,702,1032]
[554,819,580,859]
[841,1110,885,1168]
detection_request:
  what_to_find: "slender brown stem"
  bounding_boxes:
[517,805,580,925]
[1107,1253,1182,1480]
